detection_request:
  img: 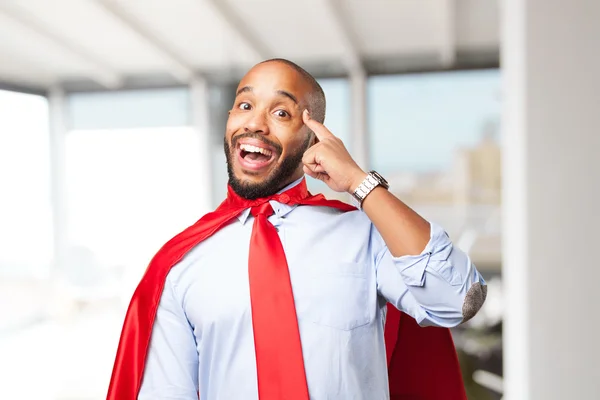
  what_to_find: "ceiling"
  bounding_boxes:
[0,0,499,93]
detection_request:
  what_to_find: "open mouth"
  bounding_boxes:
[237,141,277,171]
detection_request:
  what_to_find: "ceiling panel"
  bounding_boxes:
[344,0,444,56]
[457,0,499,49]
[116,0,260,70]
[0,10,109,83]
[222,0,347,63]
[8,0,172,73]
[0,57,54,88]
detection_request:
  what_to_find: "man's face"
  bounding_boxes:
[224,61,314,199]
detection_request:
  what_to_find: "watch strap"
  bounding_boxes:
[351,171,388,208]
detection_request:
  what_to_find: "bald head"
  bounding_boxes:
[258,58,326,124]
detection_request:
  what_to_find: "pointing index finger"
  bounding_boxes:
[303,109,333,141]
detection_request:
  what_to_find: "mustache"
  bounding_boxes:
[231,132,282,154]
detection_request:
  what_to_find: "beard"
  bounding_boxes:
[224,133,311,200]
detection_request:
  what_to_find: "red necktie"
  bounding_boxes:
[106,179,466,400]
[249,202,309,399]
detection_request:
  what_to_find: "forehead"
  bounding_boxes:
[236,62,311,102]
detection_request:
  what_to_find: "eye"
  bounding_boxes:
[238,102,251,110]
[274,109,290,118]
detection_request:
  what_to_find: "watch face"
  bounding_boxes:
[370,171,389,188]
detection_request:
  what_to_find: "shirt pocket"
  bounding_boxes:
[306,262,375,331]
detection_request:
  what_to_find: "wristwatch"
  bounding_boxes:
[351,170,389,208]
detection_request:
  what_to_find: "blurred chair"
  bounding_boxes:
[473,369,504,399]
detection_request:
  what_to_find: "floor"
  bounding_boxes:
[0,304,125,400]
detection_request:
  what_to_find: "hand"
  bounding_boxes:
[302,109,367,193]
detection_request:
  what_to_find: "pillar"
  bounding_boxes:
[48,86,68,277]
[349,68,369,169]
[190,77,215,213]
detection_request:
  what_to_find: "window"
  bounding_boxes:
[367,70,502,241]
[369,69,500,175]
[0,88,208,400]
[64,127,206,291]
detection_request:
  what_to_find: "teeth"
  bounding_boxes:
[240,144,272,157]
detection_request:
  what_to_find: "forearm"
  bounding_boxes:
[359,184,430,257]
[355,176,487,326]
[375,223,487,327]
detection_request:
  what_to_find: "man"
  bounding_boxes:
[107,59,487,400]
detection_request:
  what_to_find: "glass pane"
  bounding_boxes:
[369,69,501,175]
[367,70,501,238]
[64,127,206,291]
[68,88,190,130]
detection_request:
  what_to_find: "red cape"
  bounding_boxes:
[107,186,466,399]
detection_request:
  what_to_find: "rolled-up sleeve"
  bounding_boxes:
[374,222,487,328]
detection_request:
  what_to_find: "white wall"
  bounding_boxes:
[502,1,600,399]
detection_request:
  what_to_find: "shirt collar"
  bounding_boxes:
[236,177,304,225]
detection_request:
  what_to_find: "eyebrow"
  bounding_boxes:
[276,90,298,105]
[236,86,252,96]
[235,86,299,105]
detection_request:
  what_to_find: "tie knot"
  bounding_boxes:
[251,202,274,218]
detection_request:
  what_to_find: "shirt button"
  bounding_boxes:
[279,194,290,204]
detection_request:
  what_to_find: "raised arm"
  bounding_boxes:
[301,110,486,326]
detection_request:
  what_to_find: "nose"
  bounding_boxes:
[244,110,269,135]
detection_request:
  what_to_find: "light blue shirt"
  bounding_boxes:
[138,178,485,400]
